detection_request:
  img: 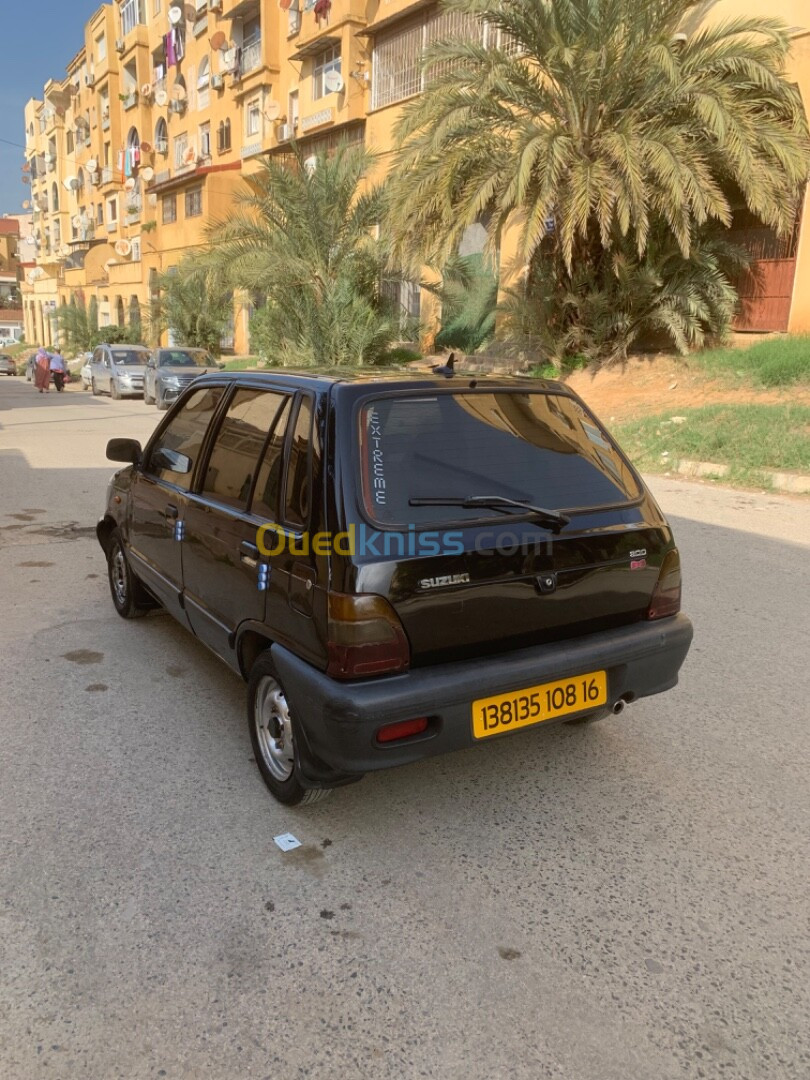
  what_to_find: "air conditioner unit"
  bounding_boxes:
[85,73,95,86]
[277,123,292,142]
[211,74,224,89]
[169,99,186,114]
[210,0,222,9]
[116,39,125,54]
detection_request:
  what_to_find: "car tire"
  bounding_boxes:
[156,389,169,411]
[143,384,154,405]
[91,377,100,396]
[111,379,121,400]
[247,652,332,806]
[106,528,152,619]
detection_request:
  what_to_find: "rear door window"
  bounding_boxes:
[145,386,224,489]
[251,398,292,520]
[201,389,288,511]
[358,391,640,526]
[283,396,320,529]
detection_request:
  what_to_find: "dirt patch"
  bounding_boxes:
[18,561,54,568]
[566,356,810,423]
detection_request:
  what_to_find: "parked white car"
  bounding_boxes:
[80,358,92,389]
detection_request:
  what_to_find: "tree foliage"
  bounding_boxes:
[387,0,810,362]
[203,141,402,366]
[151,258,233,355]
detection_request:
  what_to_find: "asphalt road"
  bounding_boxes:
[1,377,808,1080]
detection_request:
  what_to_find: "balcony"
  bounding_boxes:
[240,39,262,75]
[102,113,111,131]
[101,166,114,185]
[122,90,139,110]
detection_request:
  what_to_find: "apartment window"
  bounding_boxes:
[197,57,210,111]
[185,187,203,218]
[199,121,211,159]
[107,196,118,223]
[288,0,301,36]
[217,118,231,154]
[241,15,262,73]
[246,98,261,138]
[288,90,299,131]
[162,194,177,224]
[174,132,189,169]
[153,0,161,15]
[96,33,107,62]
[313,45,341,101]
[121,0,145,36]
[371,9,482,110]
[97,203,104,226]
[131,237,142,262]
[155,117,169,155]
[67,130,74,154]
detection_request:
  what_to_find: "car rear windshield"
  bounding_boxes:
[358,390,641,526]
[111,350,147,366]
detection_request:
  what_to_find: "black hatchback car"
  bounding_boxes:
[99,371,692,805]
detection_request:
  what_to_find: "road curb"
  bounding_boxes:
[675,459,810,493]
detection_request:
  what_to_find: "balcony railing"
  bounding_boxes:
[123,91,139,110]
[240,39,262,75]
[101,166,113,184]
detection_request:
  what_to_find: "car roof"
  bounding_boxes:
[102,342,149,350]
[187,368,567,395]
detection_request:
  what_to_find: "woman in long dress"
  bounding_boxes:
[34,349,51,393]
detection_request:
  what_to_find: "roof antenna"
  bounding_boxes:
[431,352,456,377]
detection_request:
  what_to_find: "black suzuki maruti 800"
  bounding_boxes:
[99,371,693,805]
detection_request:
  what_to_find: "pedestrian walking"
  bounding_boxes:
[49,350,68,392]
[34,348,52,393]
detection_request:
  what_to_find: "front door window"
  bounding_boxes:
[146,386,224,488]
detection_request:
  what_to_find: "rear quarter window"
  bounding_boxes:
[358,390,640,526]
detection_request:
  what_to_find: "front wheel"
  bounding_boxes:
[156,389,169,411]
[143,383,154,405]
[91,377,100,397]
[111,379,121,400]
[106,528,152,619]
[247,654,331,806]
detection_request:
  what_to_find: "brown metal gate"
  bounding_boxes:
[729,214,801,333]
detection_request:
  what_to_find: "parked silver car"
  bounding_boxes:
[143,347,221,410]
[90,343,150,399]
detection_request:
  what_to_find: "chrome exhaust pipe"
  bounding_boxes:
[612,700,626,716]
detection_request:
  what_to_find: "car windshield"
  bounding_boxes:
[111,350,147,366]
[358,390,641,526]
[159,350,213,368]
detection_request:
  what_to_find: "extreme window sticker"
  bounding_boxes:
[368,408,386,507]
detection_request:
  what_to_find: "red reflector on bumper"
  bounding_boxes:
[376,717,429,744]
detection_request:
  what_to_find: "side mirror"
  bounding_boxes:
[107,438,142,464]
[152,447,192,474]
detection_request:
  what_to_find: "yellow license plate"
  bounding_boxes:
[472,670,607,739]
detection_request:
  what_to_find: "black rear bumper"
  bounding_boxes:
[272,614,693,786]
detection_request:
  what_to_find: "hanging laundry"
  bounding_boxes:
[165,32,176,67]
[117,148,125,177]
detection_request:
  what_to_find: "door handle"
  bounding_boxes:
[240,539,259,568]
[166,503,179,520]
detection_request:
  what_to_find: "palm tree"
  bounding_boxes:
[387,0,810,361]
[151,257,233,355]
[204,141,402,366]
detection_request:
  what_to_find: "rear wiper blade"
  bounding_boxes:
[409,495,569,532]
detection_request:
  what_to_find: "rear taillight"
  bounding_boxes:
[376,717,429,744]
[326,592,410,679]
[647,548,682,620]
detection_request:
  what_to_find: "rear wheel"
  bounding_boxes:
[106,528,152,619]
[247,653,331,806]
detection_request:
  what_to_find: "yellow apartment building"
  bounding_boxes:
[19,0,810,353]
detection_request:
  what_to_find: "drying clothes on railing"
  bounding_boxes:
[164,27,185,68]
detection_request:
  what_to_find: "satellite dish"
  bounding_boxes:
[184,3,196,20]
[155,89,169,107]
[21,176,31,185]
[115,239,132,257]
[171,83,187,101]
[210,31,227,51]
[72,214,82,228]
[87,158,98,173]
[168,5,183,25]
[125,177,137,192]
[265,99,281,120]
[141,166,155,182]
[304,155,318,174]
[22,162,30,172]
[141,83,154,98]
[141,141,153,153]
[23,200,31,209]
[324,70,344,94]
[26,235,37,245]
[63,176,79,191]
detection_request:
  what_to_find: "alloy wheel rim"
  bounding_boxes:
[255,676,295,782]
[112,546,127,606]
